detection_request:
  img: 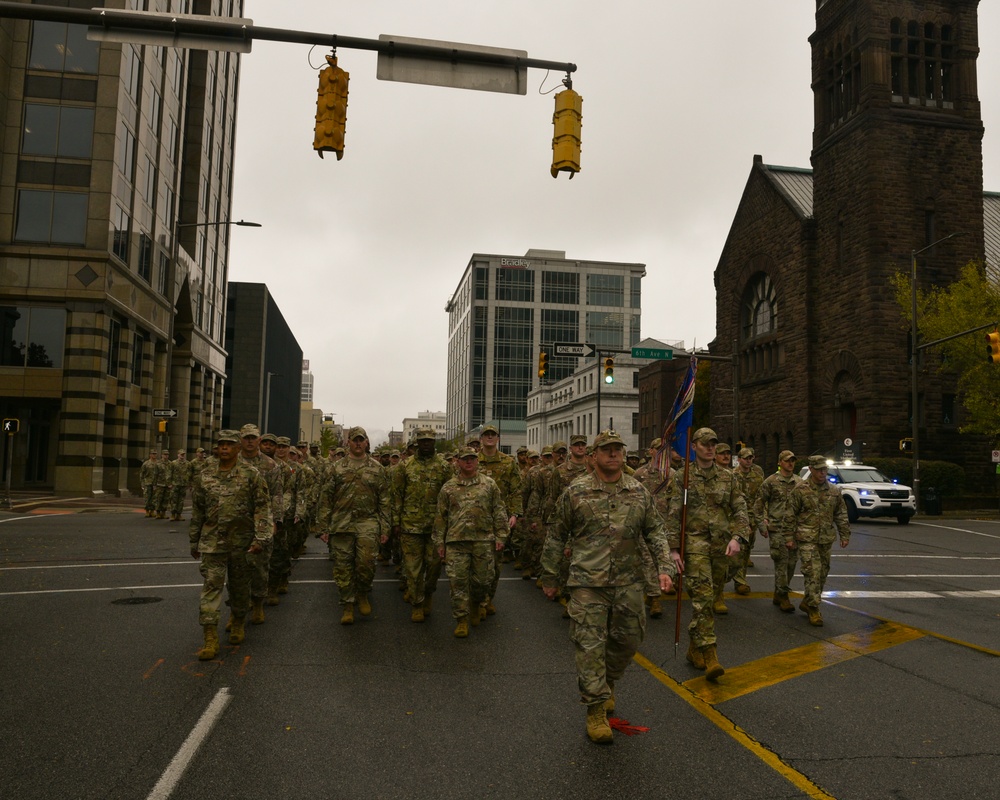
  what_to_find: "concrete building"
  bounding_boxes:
[0,0,243,494]
[445,249,645,450]
[222,282,301,441]
[710,0,998,489]
[401,410,446,443]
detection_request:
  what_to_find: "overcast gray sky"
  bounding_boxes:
[228,2,1000,445]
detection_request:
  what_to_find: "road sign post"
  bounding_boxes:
[3,418,17,509]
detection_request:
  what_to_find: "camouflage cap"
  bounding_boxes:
[778,450,796,462]
[541,445,553,455]
[276,436,291,446]
[593,430,624,448]
[738,447,754,458]
[455,446,479,459]
[297,440,309,448]
[466,435,481,445]
[552,441,568,452]
[289,446,300,456]
[481,424,499,435]
[161,449,170,455]
[260,432,278,444]
[414,427,437,441]
[649,437,663,449]
[692,427,719,444]
[808,455,830,469]
[240,423,260,438]
[715,442,731,454]
[176,449,186,455]
[627,451,641,459]
[527,449,539,458]
[348,426,368,440]
[217,429,241,444]
[516,446,528,454]
[569,434,588,445]
[390,450,400,457]
[333,447,346,456]
[195,447,206,454]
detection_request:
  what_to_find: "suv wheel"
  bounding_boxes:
[843,497,859,523]
[897,515,910,525]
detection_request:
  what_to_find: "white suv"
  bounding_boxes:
[799,462,916,525]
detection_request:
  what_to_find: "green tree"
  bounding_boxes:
[319,426,340,456]
[892,261,1000,439]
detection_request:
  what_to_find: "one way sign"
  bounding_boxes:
[3,418,19,434]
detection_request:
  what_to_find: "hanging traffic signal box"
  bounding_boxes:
[551,87,582,179]
[158,420,168,434]
[538,350,548,379]
[314,55,349,160]
[987,330,1000,364]
[603,356,614,384]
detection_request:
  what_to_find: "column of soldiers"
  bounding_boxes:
[140,448,203,520]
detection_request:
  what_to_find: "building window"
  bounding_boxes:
[149,87,162,135]
[138,233,152,283]
[158,252,169,295]
[22,104,94,158]
[0,306,66,368]
[123,46,142,105]
[541,308,579,383]
[821,31,861,132]
[131,330,147,385]
[493,306,533,421]
[741,273,777,341]
[118,123,136,183]
[28,22,100,74]
[143,157,157,208]
[112,205,130,264]
[630,276,642,309]
[107,318,121,377]
[495,268,534,302]
[474,266,489,300]
[587,273,624,306]
[542,271,579,305]
[890,19,955,107]
[586,311,624,349]
[15,190,87,244]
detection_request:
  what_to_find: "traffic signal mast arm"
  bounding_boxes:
[911,320,1000,353]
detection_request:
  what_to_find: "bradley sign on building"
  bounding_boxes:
[499,258,530,269]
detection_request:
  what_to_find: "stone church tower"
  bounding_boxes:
[710,0,989,479]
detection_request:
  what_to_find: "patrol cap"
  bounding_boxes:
[217,429,241,444]
[570,434,588,445]
[481,424,499,435]
[390,450,400,457]
[466,436,481,446]
[414,427,437,441]
[516,446,528,454]
[161,449,170,455]
[778,450,796,462]
[297,440,309,448]
[808,455,830,469]
[715,442,731,454]
[552,441,568,452]
[276,436,291,446]
[196,447,206,454]
[260,432,278,444]
[627,450,641,459]
[289,447,299,456]
[527,449,539,458]
[176,449,186,455]
[738,447,754,458]
[240,423,260,438]
[593,430,624,448]
[541,445,553,455]
[348,426,368,440]
[692,427,719,444]
[649,438,662,449]
[456,446,479,460]
[334,447,346,456]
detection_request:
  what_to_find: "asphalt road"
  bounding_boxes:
[1,508,998,800]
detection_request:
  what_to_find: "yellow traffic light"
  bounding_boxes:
[603,356,614,384]
[314,55,349,160]
[158,420,167,434]
[538,349,548,379]
[987,330,1000,363]
[551,87,582,179]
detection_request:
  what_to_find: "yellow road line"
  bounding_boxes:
[634,651,838,800]
[682,620,927,704]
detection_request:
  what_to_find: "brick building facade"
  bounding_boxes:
[710,0,996,487]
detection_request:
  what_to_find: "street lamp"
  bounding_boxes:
[910,231,962,512]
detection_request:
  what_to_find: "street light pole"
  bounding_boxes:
[910,231,962,513]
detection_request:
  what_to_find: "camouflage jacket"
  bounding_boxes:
[664,463,750,555]
[140,459,158,488]
[189,460,273,551]
[391,453,454,534]
[477,450,523,517]
[523,464,550,520]
[319,455,390,538]
[169,459,193,487]
[543,459,589,522]
[788,477,851,545]
[239,451,283,524]
[432,473,508,551]
[632,462,673,518]
[541,472,675,589]
[753,472,804,534]
[733,464,765,529]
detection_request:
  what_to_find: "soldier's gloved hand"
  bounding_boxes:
[659,573,674,593]
[542,586,558,600]
[495,540,505,552]
[670,549,684,575]
[190,547,200,559]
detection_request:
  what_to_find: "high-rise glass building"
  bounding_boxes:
[0,0,243,494]
[445,249,645,446]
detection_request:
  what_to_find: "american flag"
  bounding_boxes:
[650,356,697,480]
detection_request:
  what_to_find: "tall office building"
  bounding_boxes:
[445,249,645,447]
[0,0,243,494]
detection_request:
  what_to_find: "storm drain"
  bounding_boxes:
[112,597,163,605]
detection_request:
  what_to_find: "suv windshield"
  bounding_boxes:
[836,468,890,483]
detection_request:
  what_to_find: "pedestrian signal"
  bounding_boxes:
[987,330,1000,364]
[603,356,614,384]
[2,418,19,434]
[314,55,349,160]
[899,438,913,453]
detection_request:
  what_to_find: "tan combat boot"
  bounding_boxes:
[485,599,496,616]
[701,645,725,682]
[266,589,280,607]
[469,603,482,627]
[649,595,663,618]
[421,595,433,615]
[800,601,823,626]
[228,616,245,645]
[453,617,469,638]
[686,640,706,670]
[604,683,616,714]
[277,579,289,595]
[586,703,614,744]
[198,625,219,661]
[778,593,794,613]
[411,605,425,623]
[357,594,372,616]
[735,583,751,595]
[250,599,265,624]
[713,587,728,615]
[340,603,354,625]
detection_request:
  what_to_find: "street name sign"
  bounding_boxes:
[554,342,596,357]
[377,35,527,94]
[152,409,178,418]
[631,347,673,360]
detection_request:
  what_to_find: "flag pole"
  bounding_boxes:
[673,423,693,656]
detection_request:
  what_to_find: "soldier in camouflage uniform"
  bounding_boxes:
[140,450,158,517]
[476,424,521,615]
[267,437,303,602]
[528,441,565,587]
[168,450,192,521]
[391,427,453,622]
[519,447,550,579]
[787,455,851,627]
[540,430,676,744]
[663,427,749,681]
[189,429,273,660]
[433,447,508,637]
[729,446,765,596]
[237,424,283,624]
[714,442,732,470]
[632,437,673,617]
[153,450,171,519]
[318,426,390,624]
[289,444,317,559]
[543,436,589,610]
[754,450,804,612]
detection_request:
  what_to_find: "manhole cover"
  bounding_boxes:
[112,597,163,605]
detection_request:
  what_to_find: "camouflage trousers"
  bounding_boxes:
[143,485,155,514]
[767,530,799,596]
[685,548,731,648]
[198,550,253,626]
[639,537,662,598]
[568,584,646,707]
[520,521,546,574]
[329,531,378,606]
[797,541,832,609]
[248,538,274,601]
[169,486,187,517]
[733,527,758,588]
[268,522,291,591]
[444,540,495,619]
[289,519,310,556]
[153,485,170,515]
[400,532,441,606]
